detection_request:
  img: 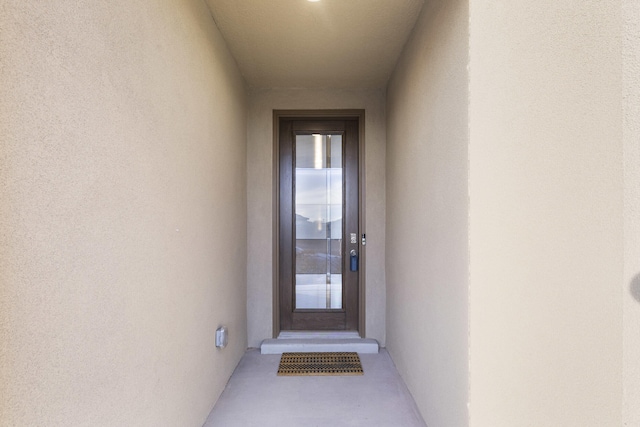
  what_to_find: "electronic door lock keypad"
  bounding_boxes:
[350,249,358,272]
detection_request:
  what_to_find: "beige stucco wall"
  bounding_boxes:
[0,1,247,425]
[623,0,640,424]
[469,1,623,425]
[246,88,386,347]
[385,1,469,426]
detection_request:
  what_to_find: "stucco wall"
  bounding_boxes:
[246,88,386,347]
[623,0,640,424]
[385,1,469,426]
[469,1,623,425]
[0,1,247,425]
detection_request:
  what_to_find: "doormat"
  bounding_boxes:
[277,352,363,376]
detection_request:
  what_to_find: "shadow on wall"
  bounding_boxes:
[631,273,640,303]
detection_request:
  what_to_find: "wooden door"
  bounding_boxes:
[278,117,360,331]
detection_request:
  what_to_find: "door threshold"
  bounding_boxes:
[277,331,361,340]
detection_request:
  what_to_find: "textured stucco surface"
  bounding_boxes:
[0,1,247,425]
[385,1,469,426]
[205,0,424,89]
[623,0,640,424]
[469,1,623,425]
[246,88,386,348]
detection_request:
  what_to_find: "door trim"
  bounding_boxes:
[273,109,365,338]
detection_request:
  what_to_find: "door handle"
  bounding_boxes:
[350,250,358,272]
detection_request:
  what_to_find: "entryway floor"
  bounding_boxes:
[203,348,426,427]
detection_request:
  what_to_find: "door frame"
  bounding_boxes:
[272,109,366,337]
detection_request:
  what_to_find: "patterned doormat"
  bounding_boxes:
[277,352,364,376]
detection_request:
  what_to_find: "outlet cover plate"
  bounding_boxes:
[216,326,228,348]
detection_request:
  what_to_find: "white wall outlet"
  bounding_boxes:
[215,326,228,349]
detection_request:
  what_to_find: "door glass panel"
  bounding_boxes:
[295,134,343,309]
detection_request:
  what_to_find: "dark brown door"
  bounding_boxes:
[279,117,359,331]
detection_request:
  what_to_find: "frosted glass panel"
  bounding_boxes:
[295,274,342,309]
[294,134,343,309]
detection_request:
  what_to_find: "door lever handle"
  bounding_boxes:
[350,249,358,272]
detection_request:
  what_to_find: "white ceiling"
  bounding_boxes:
[205,0,425,89]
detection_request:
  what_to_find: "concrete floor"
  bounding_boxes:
[204,348,426,427]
